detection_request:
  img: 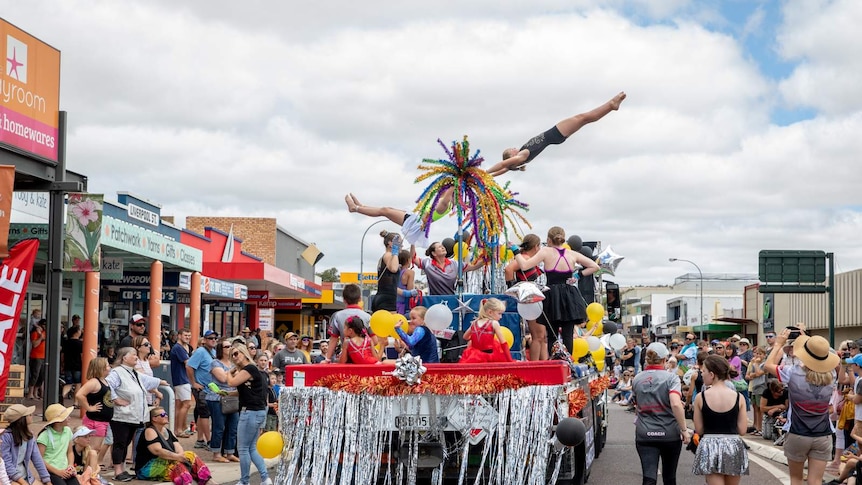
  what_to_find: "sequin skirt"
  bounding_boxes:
[692,434,749,476]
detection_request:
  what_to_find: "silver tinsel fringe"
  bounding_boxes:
[276,385,565,485]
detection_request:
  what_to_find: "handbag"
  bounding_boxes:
[220,394,239,415]
[733,379,748,392]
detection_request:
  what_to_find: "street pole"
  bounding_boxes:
[359,220,388,303]
[669,258,704,341]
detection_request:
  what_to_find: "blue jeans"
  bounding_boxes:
[237,409,268,484]
[207,400,238,455]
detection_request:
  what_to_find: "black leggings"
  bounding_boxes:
[636,440,682,485]
[520,125,567,163]
[110,421,141,465]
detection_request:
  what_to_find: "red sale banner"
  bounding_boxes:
[0,238,39,397]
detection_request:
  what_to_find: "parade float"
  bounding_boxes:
[275,138,615,484]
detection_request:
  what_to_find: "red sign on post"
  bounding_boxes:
[0,238,39,397]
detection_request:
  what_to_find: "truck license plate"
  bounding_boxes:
[395,415,445,429]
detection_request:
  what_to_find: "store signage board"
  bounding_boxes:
[102,215,202,271]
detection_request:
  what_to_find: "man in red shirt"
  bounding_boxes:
[27,318,47,399]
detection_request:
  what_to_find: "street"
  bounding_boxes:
[586,404,787,484]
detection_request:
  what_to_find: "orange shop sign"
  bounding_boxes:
[1,18,60,162]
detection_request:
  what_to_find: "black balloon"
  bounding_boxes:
[441,238,456,258]
[567,235,583,252]
[602,320,618,335]
[579,246,593,259]
[556,417,587,447]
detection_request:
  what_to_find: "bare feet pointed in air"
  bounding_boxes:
[349,193,362,207]
[345,194,358,213]
[609,91,626,110]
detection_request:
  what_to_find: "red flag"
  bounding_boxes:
[0,238,40,397]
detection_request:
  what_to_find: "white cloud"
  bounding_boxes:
[777,0,862,115]
[2,0,860,288]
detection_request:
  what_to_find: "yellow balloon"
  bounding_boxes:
[453,242,470,261]
[370,310,395,337]
[500,327,514,348]
[586,302,605,323]
[572,338,590,359]
[256,431,284,459]
[562,243,571,250]
[392,314,409,337]
[595,357,606,372]
[592,347,606,361]
[594,323,603,335]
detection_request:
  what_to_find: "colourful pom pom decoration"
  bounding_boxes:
[413,136,530,264]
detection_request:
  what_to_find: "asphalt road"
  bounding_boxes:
[585,404,787,485]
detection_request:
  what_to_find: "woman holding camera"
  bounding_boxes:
[764,325,838,485]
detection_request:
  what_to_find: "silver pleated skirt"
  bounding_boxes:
[692,434,749,476]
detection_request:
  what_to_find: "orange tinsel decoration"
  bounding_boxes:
[567,388,587,417]
[314,373,529,396]
[589,375,611,399]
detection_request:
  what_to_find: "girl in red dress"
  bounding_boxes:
[339,316,382,364]
[460,298,513,363]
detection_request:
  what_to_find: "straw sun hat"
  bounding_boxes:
[793,334,840,373]
[44,403,75,426]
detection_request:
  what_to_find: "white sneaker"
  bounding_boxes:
[235,482,249,485]
[261,479,273,485]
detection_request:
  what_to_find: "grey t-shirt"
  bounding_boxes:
[632,367,683,442]
[327,308,371,337]
[272,348,308,371]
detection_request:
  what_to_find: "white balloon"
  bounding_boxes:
[609,333,627,351]
[517,302,543,320]
[586,336,602,352]
[425,303,453,331]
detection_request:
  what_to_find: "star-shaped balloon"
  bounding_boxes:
[504,281,546,303]
[390,353,427,385]
[596,246,625,276]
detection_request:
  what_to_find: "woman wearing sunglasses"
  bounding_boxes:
[131,335,169,466]
[208,338,240,464]
[226,343,272,485]
[135,407,213,485]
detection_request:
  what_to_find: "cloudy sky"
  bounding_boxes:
[4,0,861,287]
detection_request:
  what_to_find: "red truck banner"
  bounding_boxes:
[0,238,39,397]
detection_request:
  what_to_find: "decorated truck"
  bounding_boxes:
[277,357,610,485]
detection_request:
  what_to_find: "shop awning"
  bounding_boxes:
[201,261,321,299]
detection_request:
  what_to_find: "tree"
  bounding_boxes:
[316,267,339,282]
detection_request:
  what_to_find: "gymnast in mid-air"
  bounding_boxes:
[486,91,626,176]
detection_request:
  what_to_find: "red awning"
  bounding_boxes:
[201,261,321,299]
